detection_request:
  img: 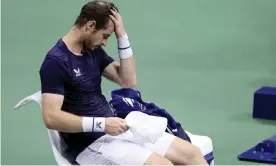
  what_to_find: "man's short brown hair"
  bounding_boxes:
[74,0,119,30]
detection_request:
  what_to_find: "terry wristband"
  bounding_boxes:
[117,34,133,60]
[82,117,105,132]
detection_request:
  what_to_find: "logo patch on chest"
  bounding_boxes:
[73,68,82,77]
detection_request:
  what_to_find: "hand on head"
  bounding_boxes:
[109,8,126,38]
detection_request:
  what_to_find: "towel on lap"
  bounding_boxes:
[109,88,191,142]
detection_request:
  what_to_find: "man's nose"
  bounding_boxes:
[102,39,107,46]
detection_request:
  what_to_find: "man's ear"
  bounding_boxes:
[86,20,96,32]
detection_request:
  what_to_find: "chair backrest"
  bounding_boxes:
[14,91,71,165]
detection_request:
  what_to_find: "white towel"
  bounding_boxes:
[109,111,168,144]
[76,111,168,165]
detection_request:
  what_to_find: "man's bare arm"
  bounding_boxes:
[41,93,128,135]
[103,59,136,88]
[42,93,83,133]
[105,9,136,88]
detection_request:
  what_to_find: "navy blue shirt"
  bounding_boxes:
[39,39,115,162]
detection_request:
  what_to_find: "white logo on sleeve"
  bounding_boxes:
[73,68,82,77]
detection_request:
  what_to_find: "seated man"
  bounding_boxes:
[39,0,208,165]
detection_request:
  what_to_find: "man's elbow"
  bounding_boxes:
[124,82,136,88]
[44,116,55,130]
[122,77,137,88]
[43,111,56,130]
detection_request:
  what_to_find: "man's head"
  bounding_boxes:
[74,0,119,50]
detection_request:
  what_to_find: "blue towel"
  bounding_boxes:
[109,88,191,142]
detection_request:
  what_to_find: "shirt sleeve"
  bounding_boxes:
[98,47,115,73]
[39,57,66,95]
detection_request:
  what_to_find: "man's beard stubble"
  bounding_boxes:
[82,38,101,53]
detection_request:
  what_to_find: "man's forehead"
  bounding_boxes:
[105,19,115,33]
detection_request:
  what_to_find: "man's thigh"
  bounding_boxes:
[76,135,153,165]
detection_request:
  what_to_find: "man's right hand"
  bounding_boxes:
[105,117,128,136]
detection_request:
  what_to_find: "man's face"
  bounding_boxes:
[84,19,114,50]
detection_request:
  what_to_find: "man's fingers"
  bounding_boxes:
[110,7,118,14]
[110,8,120,19]
[109,14,116,22]
[116,128,124,135]
[121,124,128,132]
[118,119,128,132]
[112,7,118,13]
[109,9,117,17]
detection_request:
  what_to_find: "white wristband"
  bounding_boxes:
[118,33,130,48]
[117,34,133,60]
[93,117,105,132]
[82,117,105,132]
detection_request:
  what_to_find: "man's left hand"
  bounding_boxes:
[109,8,126,38]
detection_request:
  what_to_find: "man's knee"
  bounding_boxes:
[185,145,205,163]
[165,137,208,165]
[144,153,173,165]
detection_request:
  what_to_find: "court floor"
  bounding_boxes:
[2,0,276,164]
